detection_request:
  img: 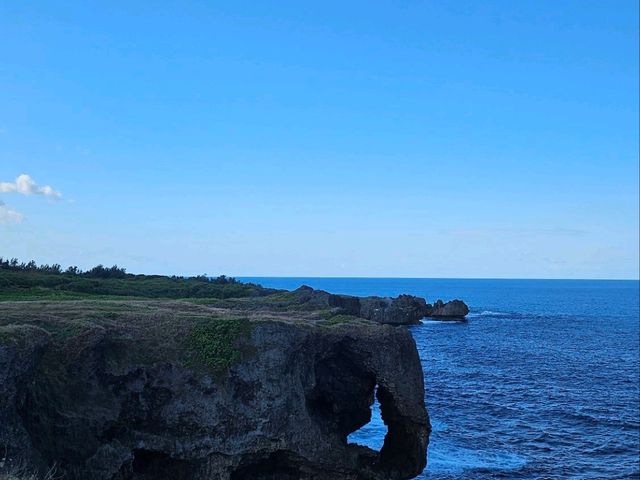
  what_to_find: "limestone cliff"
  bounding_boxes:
[0,300,429,480]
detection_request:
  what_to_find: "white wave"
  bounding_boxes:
[420,319,450,325]
[467,310,510,318]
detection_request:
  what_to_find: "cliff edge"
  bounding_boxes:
[0,300,430,480]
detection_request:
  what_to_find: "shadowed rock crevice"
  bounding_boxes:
[306,345,377,440]
[230,451,302,480]
[130,450,197,480]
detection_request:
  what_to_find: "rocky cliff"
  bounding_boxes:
[430,299,469,318]
[285,286,469,324]
[0,300,430,480]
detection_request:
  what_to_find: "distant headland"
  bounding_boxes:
[0,258,469,323]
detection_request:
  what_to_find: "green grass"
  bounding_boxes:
[0,269,271,301]
[321,314,361,326]
[183,297,229,306]
[187,318,254,371]
[0,288,137,302]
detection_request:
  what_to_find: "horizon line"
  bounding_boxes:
[234,275,640,282]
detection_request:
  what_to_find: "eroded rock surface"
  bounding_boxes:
[0,301,430,480]
[359,294,431,325]
[430,299,469,318]
[288,286,469,324]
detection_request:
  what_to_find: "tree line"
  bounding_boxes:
[0,257,238,284]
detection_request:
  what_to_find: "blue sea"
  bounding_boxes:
[241,278,640,479]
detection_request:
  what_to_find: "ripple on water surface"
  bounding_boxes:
[244,278,640,479]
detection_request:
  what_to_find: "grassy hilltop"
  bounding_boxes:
[0,257,432,380]
[0,258,271,301]
[0,259,364,321]
[0,259,369,379]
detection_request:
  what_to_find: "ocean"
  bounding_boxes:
[240,278,640,479]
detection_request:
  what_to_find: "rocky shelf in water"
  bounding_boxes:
[278,285,470,324]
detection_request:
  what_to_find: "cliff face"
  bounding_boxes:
[0,301,429,480]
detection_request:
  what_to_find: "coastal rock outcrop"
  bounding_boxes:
[430,299,469,318]
[0,301,430,480]
[288,286,469,324]
[292,285,361,315]
[359,295,431,325]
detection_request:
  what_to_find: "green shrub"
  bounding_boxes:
[0,268,273,301]
[187,318,253,371]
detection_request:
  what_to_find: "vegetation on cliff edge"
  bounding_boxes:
[187,318,254,371]
[0,257,272,301]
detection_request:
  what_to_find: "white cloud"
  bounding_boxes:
[0,201,24,225]
[0,174,62,199]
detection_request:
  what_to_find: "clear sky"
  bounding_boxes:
[1,1,638,279]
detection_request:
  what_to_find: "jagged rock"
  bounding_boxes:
[293,286,361,315]
[290,287,433,325]
[0,302,430,480]
[358,296,392,323]
[359,295,430,325]
[430,299,469,318]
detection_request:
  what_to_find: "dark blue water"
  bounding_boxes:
[241,278,640,479]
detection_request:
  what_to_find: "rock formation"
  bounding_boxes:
[0,300,430,480]
[430,299,470,318]
[359,294,431,325]
[289,286,469,324]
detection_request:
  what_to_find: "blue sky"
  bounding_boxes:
[1,1,638,278]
